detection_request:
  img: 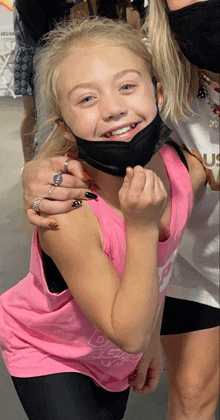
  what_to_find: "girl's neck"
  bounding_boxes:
[82,161,124,213]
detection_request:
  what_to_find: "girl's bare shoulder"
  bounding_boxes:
[38,201,103,258]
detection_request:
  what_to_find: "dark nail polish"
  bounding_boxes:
[72,200,82,207]
[85,192,98,199]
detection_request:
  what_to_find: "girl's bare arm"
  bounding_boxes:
[39,167,167,354]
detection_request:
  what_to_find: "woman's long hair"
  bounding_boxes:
[142,0,199,121]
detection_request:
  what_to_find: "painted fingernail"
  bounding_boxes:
[67,153,78,160]
[89,182,100,190]
[83,170,93,181]
[48,222,58,228]
[71,200,82,208]
[85,192,98,199]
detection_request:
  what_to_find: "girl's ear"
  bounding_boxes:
[56,119,76,142]
[156,82,164,111]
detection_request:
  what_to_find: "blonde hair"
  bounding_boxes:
[141,0,199,122]
[35,17,154,159]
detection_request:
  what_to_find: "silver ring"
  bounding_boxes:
[32,198,44,213]
[63,158,72,174]
[49,185,56,194]
[52,171,63,186]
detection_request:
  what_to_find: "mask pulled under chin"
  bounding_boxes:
[166,0,220,73]
[70,110,172,177]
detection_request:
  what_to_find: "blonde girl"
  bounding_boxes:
[2,17,206,420]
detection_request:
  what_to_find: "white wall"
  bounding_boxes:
[0,3,15,97]
[0,2,14,33]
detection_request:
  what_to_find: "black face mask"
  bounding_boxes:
[166,0,220,73]
[68,110,171,177]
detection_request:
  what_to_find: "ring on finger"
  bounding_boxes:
[63,158,72,174]
[32,197,44,213]
[49,185,56,194]
[52,171,63,186]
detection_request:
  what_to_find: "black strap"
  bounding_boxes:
[41,250,68,293]
[166,139,189,172]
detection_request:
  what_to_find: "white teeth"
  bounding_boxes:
[105,123,137,138]
[112,126,131,136]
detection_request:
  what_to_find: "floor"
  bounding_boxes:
[0,97,219,420]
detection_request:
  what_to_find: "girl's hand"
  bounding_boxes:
[128,337,163,394]
[23,156,91,228]
[119,166,168,229]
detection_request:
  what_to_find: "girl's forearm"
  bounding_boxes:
[111,225,159,353]
[138,301,165,354]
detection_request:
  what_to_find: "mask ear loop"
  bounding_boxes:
[152,77,157,89]
[152,77,159,109]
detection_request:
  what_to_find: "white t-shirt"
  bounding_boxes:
[164,82,220,309]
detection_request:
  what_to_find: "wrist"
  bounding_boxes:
[126,222,159,237]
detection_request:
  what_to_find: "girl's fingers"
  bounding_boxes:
[132,368,147,391]
[154,175,168,206]
[132,368,157,394]
[130,166,148,195]
[143,369,160,393]
[155,174,166,194]
[119,167,134,198]
[123,167,134,186]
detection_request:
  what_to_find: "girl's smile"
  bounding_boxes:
[56,41,163,144]
[102,121,141,141]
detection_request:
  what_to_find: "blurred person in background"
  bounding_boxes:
[144,1,220,419]
[13,0,73,162]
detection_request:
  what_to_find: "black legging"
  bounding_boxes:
[12,372,130,420]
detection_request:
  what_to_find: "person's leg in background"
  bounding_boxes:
[161,297,219,420]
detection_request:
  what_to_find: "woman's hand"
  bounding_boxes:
[23,155,92,228]
[128,336,163,394]
[119,166,168,229]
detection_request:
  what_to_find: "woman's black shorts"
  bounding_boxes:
[12,372,130,420]
[161,296,220,335]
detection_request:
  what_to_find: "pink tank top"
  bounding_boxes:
[0,145,193,391]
